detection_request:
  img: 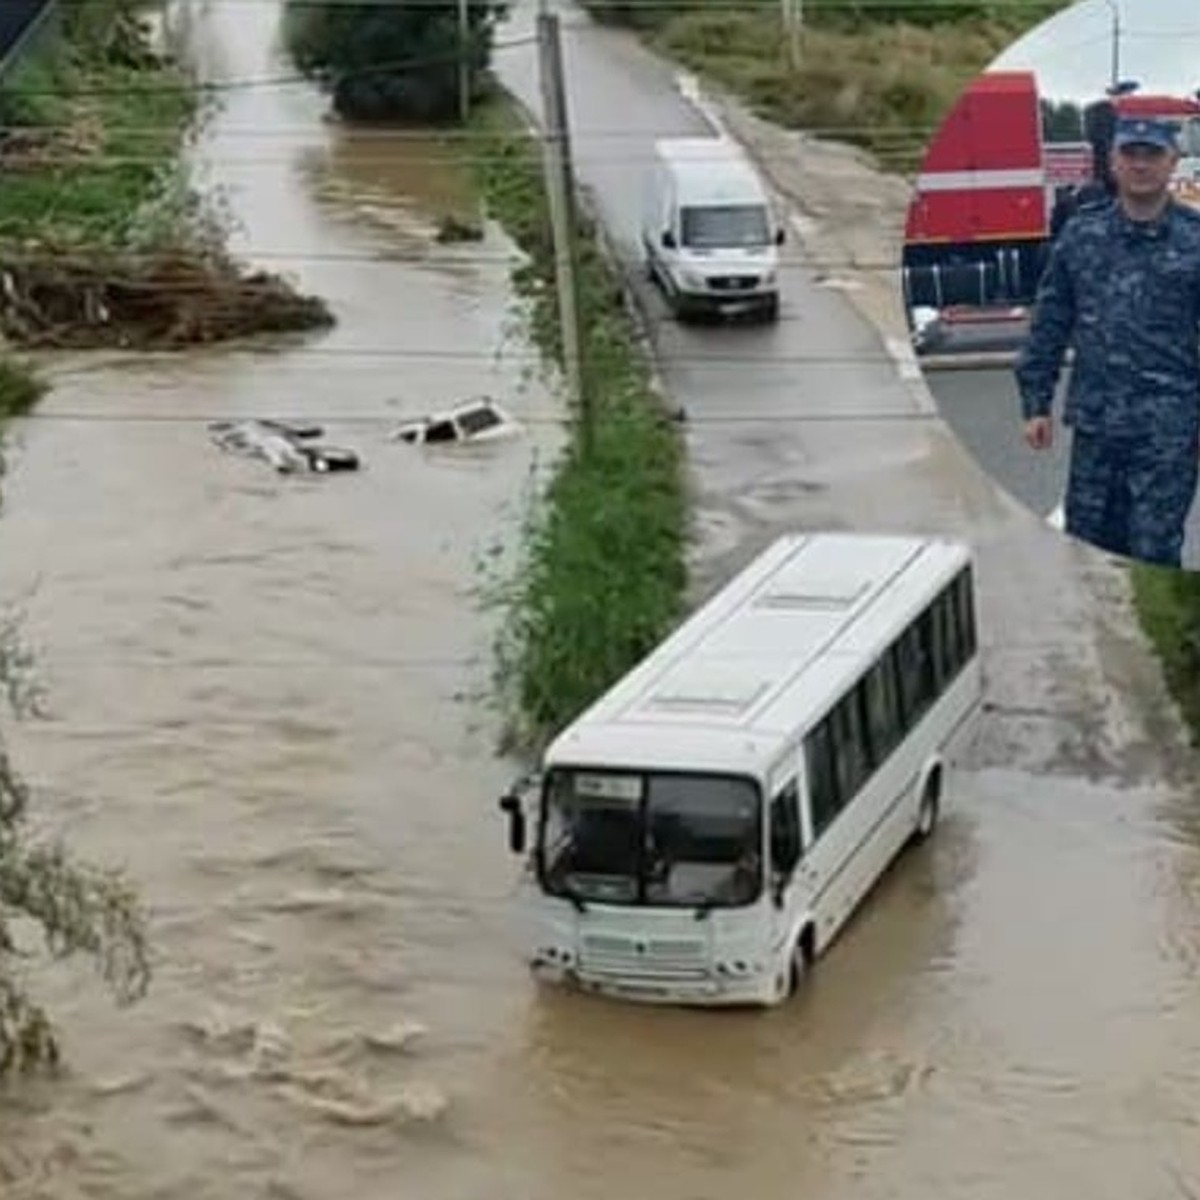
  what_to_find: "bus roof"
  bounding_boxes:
[543,533,973,779]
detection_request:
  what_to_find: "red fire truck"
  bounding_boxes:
[902,70,1200,346]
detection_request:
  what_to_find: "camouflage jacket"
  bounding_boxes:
[1015,199,1200,440]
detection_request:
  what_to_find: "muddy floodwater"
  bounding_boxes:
[3,2,1200,1198]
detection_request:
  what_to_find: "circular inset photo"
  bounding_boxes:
[901,0,1200,570]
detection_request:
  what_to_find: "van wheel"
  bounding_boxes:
[913,774,941,843]
[760,295,780,323]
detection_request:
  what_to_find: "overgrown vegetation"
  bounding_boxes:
[471,100,688,747]
[0,0,331,349]
[0,612,151,1077]
[584,0,1071,170]
[0,359,45,427]
[1130,566,1200,745]
[283,0,508,122]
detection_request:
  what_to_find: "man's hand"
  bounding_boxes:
[1024,417,1053,450]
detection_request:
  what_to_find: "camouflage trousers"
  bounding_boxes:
[1064,430,1200,568]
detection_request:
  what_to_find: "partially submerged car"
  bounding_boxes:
[390,397,517,446]
[208,419,360,474]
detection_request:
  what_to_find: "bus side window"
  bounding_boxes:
[830,692,870,802]
[769,779,802,875]
[864,658,903,767]
[956,566,977,658]
[805,720,841,840]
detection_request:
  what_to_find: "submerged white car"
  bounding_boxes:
[208,419,360,473]
[391,398,517,446]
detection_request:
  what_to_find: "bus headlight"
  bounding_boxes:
[715,959,759,976]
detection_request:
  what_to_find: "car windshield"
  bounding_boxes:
[538,769,762,908]
[680,204,771,249]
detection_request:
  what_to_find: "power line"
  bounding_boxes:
[19,652,489,671]
[0,146,930,166]
[6,341,929,365]
[0,120,946,140]
[9,409,941,423]
[0,250,912,271]
[5,33,540,95]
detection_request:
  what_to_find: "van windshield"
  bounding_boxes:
[538,768,762,909]
[680,204,771,249]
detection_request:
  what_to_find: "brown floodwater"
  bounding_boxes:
[2,2,1200,1198]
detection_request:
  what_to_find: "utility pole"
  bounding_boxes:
[1109,0,1120,92]
[781,0,802,71]
[536,3,592,456]
[457,0,471,123]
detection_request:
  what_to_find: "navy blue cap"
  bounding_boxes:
[1112,116,1179,152]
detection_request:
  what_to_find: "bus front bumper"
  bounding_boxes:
[530,958,780,1008]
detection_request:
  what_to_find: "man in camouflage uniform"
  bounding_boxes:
[1015,116,1200,568]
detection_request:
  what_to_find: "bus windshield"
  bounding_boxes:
[538,769,762,909]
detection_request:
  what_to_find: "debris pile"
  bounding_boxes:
[0,250,334,349]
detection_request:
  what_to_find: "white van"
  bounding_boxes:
[641,136,785,323]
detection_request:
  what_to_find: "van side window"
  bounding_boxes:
[769,778,802,875]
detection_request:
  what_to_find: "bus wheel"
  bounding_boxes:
[787,925,814,997]
[914,773,941,843]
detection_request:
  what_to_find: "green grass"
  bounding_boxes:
[1130,565,1200,745]
[470,97,688,749]
[583,1,1070,172]
[0,44,198,250]
[0,357,46,425]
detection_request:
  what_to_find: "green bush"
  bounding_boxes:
[0,615,151,1076]
[0,359,45,424]
[283,0,508,122]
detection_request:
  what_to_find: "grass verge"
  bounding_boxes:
[1130,565,1200,745]
[469,95,688,751]
[0,12,331,349]
[583,1,1069,172]
[0,31,197,250]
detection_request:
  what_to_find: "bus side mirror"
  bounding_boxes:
[662,230,677,249]
[499,793,526,855]
[774,227,786,246]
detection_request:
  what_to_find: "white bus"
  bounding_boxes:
[497,533,983,1008]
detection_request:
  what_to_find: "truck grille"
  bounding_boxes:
[579,933,708,980]
[709,275,759,291]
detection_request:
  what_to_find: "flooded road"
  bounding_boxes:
[1,1,1200,1198]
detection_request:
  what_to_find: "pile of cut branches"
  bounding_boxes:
[0,247,333,349]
